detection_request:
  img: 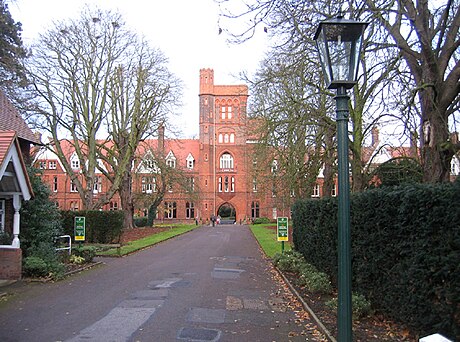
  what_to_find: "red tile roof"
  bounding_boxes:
[0,90,40,144]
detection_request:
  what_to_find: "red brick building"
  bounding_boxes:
[34,69,459,224]
[34,69,288,223]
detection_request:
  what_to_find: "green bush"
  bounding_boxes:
[292,180,460,340]
[134,217,148,227]
[274,250,332,294]
[23,256,48,277]
[22,255,65,279]
[20,167,63,258]
[253,217,271,224]
[273,250,305,273]
[73,245,97,263]
[326,293,372,320]
[298,266,332,294]
[61,210,124,243]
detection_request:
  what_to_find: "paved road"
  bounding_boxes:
[0,224,324,341]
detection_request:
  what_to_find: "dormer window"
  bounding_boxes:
[71,159,80,170]
[186,153,195,169]
[166,151,176,168]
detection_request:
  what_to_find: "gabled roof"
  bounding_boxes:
[0,90,40,144]
[0,130,33,200]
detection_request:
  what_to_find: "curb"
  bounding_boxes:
[275,267,337,342]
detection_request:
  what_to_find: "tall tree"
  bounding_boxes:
[364,0,460,182]
[0,0,27,90]
[220,0,403,192]
[25,8,180,215]
[98,41,181,228]
[248,52,336,199]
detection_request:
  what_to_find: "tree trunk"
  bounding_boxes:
[420,89,452,183]
[119,172,135,229]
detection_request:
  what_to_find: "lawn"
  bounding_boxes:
[250,223,291,258]
[97,224,198,256]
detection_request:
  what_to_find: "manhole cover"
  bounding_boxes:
[177,327,221,341]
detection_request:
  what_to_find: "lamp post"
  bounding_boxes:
[314,16,368,342]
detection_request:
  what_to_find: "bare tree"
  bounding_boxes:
[25,7,181,217]
[97,41,181,228]
[221,0,403,192]
[365,0,460,182]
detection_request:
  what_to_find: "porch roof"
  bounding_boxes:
[0,130,33,200]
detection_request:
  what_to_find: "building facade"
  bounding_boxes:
[34,69,287,223]
[33,69,460,224]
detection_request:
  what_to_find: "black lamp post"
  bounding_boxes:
[314,16,368,342]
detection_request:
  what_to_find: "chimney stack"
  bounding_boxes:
[371,126,379,147]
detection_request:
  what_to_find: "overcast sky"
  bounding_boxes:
[10,0,269,138]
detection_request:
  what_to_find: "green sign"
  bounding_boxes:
[74,216,86,242]
[277,217,289,242]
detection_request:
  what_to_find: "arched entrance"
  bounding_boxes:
[217,202,236,224]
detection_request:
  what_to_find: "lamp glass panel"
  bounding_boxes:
[324,23,365,83]
[316,31,332,86]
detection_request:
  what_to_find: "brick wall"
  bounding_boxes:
[0,248,22,280]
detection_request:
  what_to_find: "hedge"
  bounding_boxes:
[61,210,125,244]
[292,180,460,340]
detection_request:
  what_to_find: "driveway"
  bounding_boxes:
[0,224,325,341]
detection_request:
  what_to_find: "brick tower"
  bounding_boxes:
[198,68,250,222]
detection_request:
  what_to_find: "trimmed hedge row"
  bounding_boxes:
[61,210,125,243]
[292,181,460,340]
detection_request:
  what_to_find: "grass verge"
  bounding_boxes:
[97,224,198,256]
[250,223,291,258]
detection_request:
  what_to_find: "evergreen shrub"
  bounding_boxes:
[292,180,460,340]
[253,217,271,224]
[325,293,372,320]
[134,217,148,227]
[61,210,124,243]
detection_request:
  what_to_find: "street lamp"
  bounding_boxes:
[314,16,368,342]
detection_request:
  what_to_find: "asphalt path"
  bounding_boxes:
[0,224,324,341]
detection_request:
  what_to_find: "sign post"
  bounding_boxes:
[277,217,289,253]
[74,216,86,242]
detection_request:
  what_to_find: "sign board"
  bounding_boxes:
[277,217,289,242]
[74,216,86,242]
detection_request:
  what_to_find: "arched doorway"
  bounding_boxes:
[217,202,236,224]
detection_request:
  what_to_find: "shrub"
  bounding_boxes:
[61,210,124,243]
[326,293,372,320]
[292,181,460,340]
[253,217,271,224]
[274,250,332,294]
[22,256,65,279]
[273,250,305,273]
[72,245,96,263]
[298,266,332,294]
[69,255,85,265]
[134,217,148,227]
[20,167,63,258]
[23,256,48,277]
